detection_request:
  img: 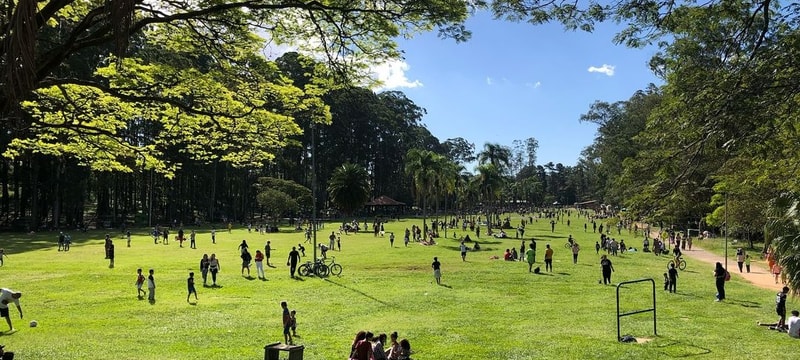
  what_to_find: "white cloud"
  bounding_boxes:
[587,64,615,76]
[486,77,494,85]
[371,60,423,90]
[525,81,542,89]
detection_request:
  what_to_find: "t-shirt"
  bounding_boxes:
[545,248,553,260]
[788,316,800,338]
[147,275,155,289]
[525,249,535,263]
[460,243,467,253]
[0,288,20,309]
[600,259,613,272]
[136,274,145,285]
[777,292,787,309]
[432,260,441,270]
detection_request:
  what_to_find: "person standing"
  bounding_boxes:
[211,228,216,244]
[104,234,112,259]
[389,232,395,247]
[329,232,336,251]
[281,301,293,344]
[238,240,249,255]
[287,247,301,278]
[264,241,273,267]
[0,288,23,331]
[571,241,580,264]
[736,248,745,273]
[136,268,146,298]
[530,238,537,263]
[254,250,265,279]
[431,257,441,285]
[525,244,536,272]
[240,249,252,277]
[544,244,554,272]
[200,254,210,286]
[713,262,726,301]
[147,269,156,302]
[776,286,790,330]
[126,230,131,247]
[745,254,751,273]
[460,241,467,262]
[108,240,115,268]
[190,230,196,249]
[208,254,220,286]
[668,263,678,293]
[187,272,198,302]
[600,255,614,285]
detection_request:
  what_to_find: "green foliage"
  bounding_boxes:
[327,162,371,216]
[255,177,312,225]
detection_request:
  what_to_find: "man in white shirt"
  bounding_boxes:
[787,310,800,338]
[0,288,23,331]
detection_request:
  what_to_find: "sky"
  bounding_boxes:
[370,11,663,168]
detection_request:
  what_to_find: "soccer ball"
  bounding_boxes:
[29,320,38,327]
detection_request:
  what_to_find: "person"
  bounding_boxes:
[0,289,23,331]
[135,268,146,298]
[736,248,745,273]
[162,228,169,245]
[600,255,614,285]
[211,228,216,244]
[200,254,210,286]
[386,332,401,359]
[0,249,6,266]
[104,234,112,259]
[525,243,536,272]
[713,262,726,301]
[787,310,800,338]
[178,228,185,247]
[745,254,751,273]
[668,263,678,293]
[254,250,265,279]
[238,240,249,255]
[108,240,115,268]
[147,269,156,301]
[297,244,305,257]
[337,235,342,251]
[58,231,66,250]
[319,244,329,259]
[289,310,297,337]
[595,241,600,254]
[432,257,441,285]
[460,240,467,261]
[190,230,196,249]
[208,254,220,286]
[264,241,273,267]
[397,339,412,360]
[126,230,131,247]
[571,241,580,264]
[281,301,292,344]
[187,272,198,302]
[372,333,388,360]
[772,263,783,284]
[389,232,395,247]
[544,244,554,272]
[241,249,252,276]
[776,286,790,330]
[351,331,374,360]
[287,247,301,278]
[503,249,513,261]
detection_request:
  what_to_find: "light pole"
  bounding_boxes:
[724,192,728,270]
[311,122,318,261]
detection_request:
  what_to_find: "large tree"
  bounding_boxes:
[327,163,371,217]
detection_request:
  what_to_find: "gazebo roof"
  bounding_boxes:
[365,195,406,206]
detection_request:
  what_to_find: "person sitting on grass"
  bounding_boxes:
[788,310,800,338]
[503,249,513,261]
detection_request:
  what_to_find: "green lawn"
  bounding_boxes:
[0,214,797,359]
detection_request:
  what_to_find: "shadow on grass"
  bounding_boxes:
[324,278,392,307]
[726,299,761,308]
[438,283,453,288]
[0,329,19,336]
[555,272,571,276]
[243,275,256,280]
[654,340,712,357]
[291,276,305,281]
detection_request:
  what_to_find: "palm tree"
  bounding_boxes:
[327,163,371,217]
[475,163,506,232]
[764,193,800,294]
[405,148,441,240]
[477,143,512,172]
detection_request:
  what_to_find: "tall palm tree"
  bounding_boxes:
[327,163,371,217]
[405,148,441,240]
[477,143,512,172]
[475,163,506,232]
[764,193,800,294]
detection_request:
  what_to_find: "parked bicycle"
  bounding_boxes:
[299,258,329,277]
[325,256,343,276]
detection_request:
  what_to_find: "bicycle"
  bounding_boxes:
[299,258,329,277]
[667,256,687,271]
[324,256,343,276]
[564,239,575,249]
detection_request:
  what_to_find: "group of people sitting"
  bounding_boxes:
[349,331,412,360]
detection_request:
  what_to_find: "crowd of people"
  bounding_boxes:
[349,330,412,360]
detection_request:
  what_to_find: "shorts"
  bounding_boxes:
[778,306,786,317]
[433,269,441,279]
[461,251,466,257]
[283,325,290,335]
[0,307,8,317]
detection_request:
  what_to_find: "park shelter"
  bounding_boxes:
[364,195,407,216]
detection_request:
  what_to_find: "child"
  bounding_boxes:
[745,254,751,273]
[772,263,782,284]
[289,310,297,336]
[595,241,600,254]
[0,248,6,266]
[147,269,156,301]
[136,269,146,298]
[663,272,669,291]
[668,263,678,293]
[187,272,198,302]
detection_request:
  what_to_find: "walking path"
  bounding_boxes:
[681,246,784,291]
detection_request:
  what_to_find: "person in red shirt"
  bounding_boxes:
[254,250,265,279]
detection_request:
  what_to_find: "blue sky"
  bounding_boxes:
[371,11,663,168]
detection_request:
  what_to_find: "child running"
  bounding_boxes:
[187,272,198,302]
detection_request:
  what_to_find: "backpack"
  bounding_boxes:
[724,271,731,281]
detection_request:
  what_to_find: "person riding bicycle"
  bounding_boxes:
[672,246,683,267]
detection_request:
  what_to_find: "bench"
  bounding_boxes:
[264,342,304,360]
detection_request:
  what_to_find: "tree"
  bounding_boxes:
[255,177,312,227]
[327,163,371,217]
[477,143,511,175]
[256,189,297,228]
[442,137,476,164]
[405,148,443,239]
[764,193,800,295]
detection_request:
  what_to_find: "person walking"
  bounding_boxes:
[668,263,678,293]
[135,268,146,298]
[287,247,301,278]
[200,254,210,286]
[571,241,580,264]
[544,244,554,272]
[525,244,536,272]
[0,288,23,331]
[240,249,252,277]
[736,248,745,273]
[713,262,727,301]
[600,255,614,285]
[187,272,198,302]
[432,257,442,285]
[460,241,467,261]
[190,230,196,249]
[208,254,220,286]
[264,241,273,267]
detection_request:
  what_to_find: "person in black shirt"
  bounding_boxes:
[431,257,441,285]
[287,247,301,278]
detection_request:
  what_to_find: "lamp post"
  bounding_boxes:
[724,192,728,270]
[311,122,318,261]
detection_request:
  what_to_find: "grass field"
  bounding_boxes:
[0,213,798,359]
